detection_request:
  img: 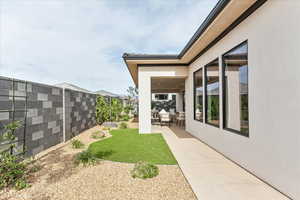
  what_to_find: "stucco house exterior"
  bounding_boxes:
[122,0,300,199]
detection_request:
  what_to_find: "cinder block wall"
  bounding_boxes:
[65,89,97,140]
[0,77,27,154]
[0,76,98,157]
[26,82,64,156]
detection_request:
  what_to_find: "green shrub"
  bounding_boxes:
[121,115,130,121]
[74,151,99,166]
[27,163,42,173]
[15,179,29,190]
[102,127,111,131]
[71,139,85,149]
[119,122,127,129]
[91,131,105,139]
[131,161,159,179]
[0,121,22,153]
[0,152,29,190]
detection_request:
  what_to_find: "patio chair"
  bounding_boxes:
[195,109,202,121]
[151,111,160,125]
[169,109,176,123]
[176,112,185,127]
[160,112,171,127]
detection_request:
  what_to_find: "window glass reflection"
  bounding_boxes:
[223,42,249,136]
[194,69,203,122]
[205,59,219,127]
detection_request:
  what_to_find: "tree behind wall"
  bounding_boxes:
[126,86,138,116]
[95,95,110,125]
[111,98,123,121]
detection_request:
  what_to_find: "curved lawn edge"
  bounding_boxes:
[88,128,177,165]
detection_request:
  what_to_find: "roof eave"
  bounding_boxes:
[122,0,231,61]
[178,0,231,58]
[122,53,179,60]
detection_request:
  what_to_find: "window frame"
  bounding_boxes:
[222,40,249,137]
[193,68,204,122]
[204,58,220,128]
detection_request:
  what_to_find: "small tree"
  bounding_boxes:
[127,86,138,99]
[95,95,110,125]
[111,98,123,121]
[126,86,138,116]
[123,105,133,115]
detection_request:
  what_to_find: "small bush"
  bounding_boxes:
[28,163,42,173]
[91,131,105,139]
[0,152,29,190]
[102,127,111,131]
[15,179,29,190]
[119,122,127,129]
[131,161,159,179]
[71,139,84,149]
[121,115,130,121]
[23,157,42,174]
[74,151,99,166]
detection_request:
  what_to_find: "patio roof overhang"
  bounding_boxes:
[151,77,185,93]
[123,0,267,86]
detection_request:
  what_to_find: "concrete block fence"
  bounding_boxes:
[0,76,98,157]
[64,89,97,141]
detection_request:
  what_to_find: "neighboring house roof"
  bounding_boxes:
[55,83,127,98]
[123,0,267,86]
[55,82,92,93]
[94,90,119,98]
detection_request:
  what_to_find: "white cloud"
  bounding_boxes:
[0,0,218,94]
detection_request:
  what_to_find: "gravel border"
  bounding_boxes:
[0,125,196,200]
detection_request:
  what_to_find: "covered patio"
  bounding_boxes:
[137,66,188,133]
[151,76,186,126]
[138,66,187,133]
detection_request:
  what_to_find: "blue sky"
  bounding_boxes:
[0,0,218,94]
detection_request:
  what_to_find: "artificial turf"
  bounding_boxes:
[88,128,177,165]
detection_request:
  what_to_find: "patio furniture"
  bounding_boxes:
[195,108,202,121]
[169,109,175,115]
[160,112,171,127]
[176,112,185,127]
[151,111,160,125]
[169,109,176,123]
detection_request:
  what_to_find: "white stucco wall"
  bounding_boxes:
[185,1,300,199]
[138,66,188,133]
[176,93,184,112]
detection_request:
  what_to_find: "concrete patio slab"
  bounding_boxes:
[152,125,290,200]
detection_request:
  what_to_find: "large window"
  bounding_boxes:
[223,41,249,136]
[194,69,203,122]
[205,59,220,127]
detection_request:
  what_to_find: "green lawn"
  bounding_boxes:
[88,128,177,165]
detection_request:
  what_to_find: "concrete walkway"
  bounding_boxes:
[152,125,290,200]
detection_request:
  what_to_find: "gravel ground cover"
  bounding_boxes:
[0,125,196,200]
